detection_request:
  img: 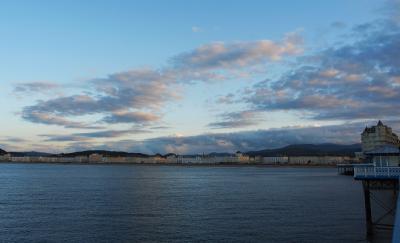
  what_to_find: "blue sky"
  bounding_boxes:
[1,0,399,154]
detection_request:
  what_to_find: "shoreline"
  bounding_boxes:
[0,161,337,167]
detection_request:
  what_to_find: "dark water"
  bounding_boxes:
[0,164,368,242]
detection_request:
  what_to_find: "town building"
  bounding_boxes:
[361,121,400,166]
[361,120,400,153]
[0,153,11,162]
[88,153,103,163]
[262,156,289,164]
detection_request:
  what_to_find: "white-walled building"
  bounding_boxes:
[361,120,400,153]
[262,156,289,164]
[361,121,400,167]
[365,145,400,167]
[0,154,11,161]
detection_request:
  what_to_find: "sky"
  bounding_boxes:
[1,0,399,154]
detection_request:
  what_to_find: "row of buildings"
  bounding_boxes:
[0,151,355,165]
[3,120,396,166]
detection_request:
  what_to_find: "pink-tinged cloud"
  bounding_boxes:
[172,32,303,70]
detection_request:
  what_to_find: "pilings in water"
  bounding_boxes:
[393,185,400,243]
[337,164,354,175]
[360,179,399,238]
[363,183,373,237]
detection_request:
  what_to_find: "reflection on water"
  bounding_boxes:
[0,164,373,242]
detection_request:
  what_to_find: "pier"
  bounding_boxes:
[354,166,400,180]
[337,163,357,175]
[354,165,400,241]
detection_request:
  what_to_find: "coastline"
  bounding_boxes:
[0,161,337,167]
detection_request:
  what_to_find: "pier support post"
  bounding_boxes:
[363,181,373,237]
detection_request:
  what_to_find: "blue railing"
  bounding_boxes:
[354,166,400,179]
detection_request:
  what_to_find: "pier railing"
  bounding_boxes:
[354,165,400,179]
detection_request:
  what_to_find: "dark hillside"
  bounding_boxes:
[0,148,6,155]
[58,150,149,158]
[246,143,361,157]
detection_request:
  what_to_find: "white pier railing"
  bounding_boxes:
[354,166,400,179]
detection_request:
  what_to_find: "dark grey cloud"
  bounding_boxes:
[40,135,89,142]
[102,111,160,124]
[21,110,102,129]
[150,126,171,130]
[41,128,151,142]
[208,111,261,129]
[83,120,400,154]
[216,93,236,104]
[0,137,28,143]
[74,129,151,138]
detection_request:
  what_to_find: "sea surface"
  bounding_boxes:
[0,163,376,242]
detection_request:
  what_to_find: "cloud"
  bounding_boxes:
[40,134,90,142]
[208,110,262,129]
[20,32,302,129]
[21,110,101,129]
[150,126,171,130]
[238,19,400,121]
[330,21,347,29]
[14,82,59,94]
[0,137,28,143]
[172,32,303,71]
[216,93,236,104]
[21,68,180,128]
[102,111,160,124]
[74,129,151,138]
[93,68,181,110]
[84,120,398,154]
[41,128,151,142]
[380,0,400,23]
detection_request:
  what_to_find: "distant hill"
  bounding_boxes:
[9,151,54,157]
[0,148,6,155]
[57,150,149,158]
[3,144,362,158]
[179,152,234,157]
[207,152,234,157]
[245,143,361,157]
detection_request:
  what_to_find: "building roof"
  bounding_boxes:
[362,120,393,135]
[365,145,400,155]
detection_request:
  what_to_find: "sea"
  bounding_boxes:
[0,163,388,242]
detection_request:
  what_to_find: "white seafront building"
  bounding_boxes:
[288,156,352,165]
[0,153,11,162]
[361,120,400,153]
[361,121,400,167]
